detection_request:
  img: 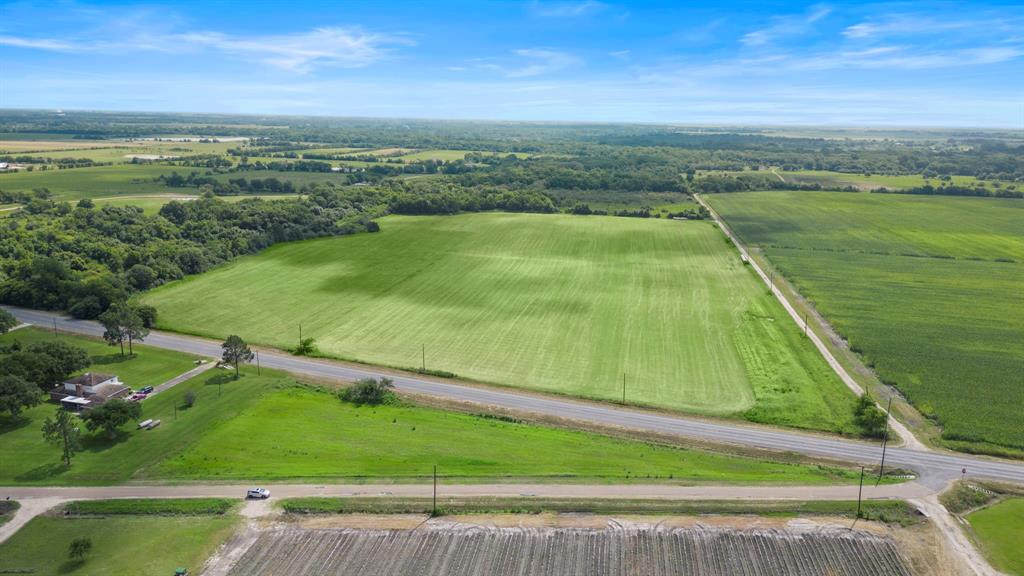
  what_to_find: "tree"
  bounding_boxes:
[0,341,89,391]
[340,377,395,406]
[82,399,142,439]
[68,537,92,561]
[221,335,253,379]
[98,302,149,356]
[0,374,40,417]
[99,305,127,356]
[42,407,81,466]
[0,308,18,334]
[854,395,888,438]
[183,389,196,408]
[294,337,317,356]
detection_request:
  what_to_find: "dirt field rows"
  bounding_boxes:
[224,525,911,575]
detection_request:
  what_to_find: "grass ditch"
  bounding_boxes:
[61,498,236,516]
[279,497,922,526]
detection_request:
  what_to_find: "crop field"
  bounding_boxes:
[91,193,303,214]
[0,508,237,575]
[705,191,1024,452]
[225,526,911,576]
[143,213,858,432]
[0,140,127,152]
[0,163,179,199]
[775,170,1013,191]
[966,498,1024,574]
[153,387,862,484]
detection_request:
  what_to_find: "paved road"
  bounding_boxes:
[6,306,1024,489]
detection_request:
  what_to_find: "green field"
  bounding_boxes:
[967,498,1024,575]
[154,387,862,484]
[0,507,237,575]
[776,170,1015,191]
[706,191,1024,452]
[143,213,857,433]
[0,164,179,199]
[91,193,303,214]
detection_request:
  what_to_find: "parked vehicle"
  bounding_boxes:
[139,386,155,394]
[247,487,271,499]
[137,419,153,429]
[147,419,161,429]
[129,393,148,402]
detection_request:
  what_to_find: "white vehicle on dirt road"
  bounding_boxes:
[246,488,271,499]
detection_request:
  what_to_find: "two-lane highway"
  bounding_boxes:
[6,306,1024,490]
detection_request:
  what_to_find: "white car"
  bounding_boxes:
[246,488,271,499]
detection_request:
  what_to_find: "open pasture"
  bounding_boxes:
[153,387,862,484]
[143,213,857,432]
[966,498,1024,574]
[706,191,1024,452]
[0,506,237,575]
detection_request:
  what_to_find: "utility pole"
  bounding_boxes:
[432,465,438,515]
[803,313,808,337]
[422,344,426,372]
[852,466,865,529]
[256,350,261,376]
[622,372,626,404]
[298,323,302,347]
[769,271,774,293]
[53,318,58,336]
[876,397,893,486]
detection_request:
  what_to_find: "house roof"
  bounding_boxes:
[91,382,130,399]
[65,373,116,386]
[61,396,91,405]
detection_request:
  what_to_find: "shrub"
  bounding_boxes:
[340,377,396,406]
[293,337,318,356]
[854,395,888,438]
[183,390,196,408]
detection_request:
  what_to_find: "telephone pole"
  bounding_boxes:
[422,344,426,372]
[622,372,626,403]
[852,466,865,529]
[432,465,438,515]
[876,397,893,486]
[256,350,261,376]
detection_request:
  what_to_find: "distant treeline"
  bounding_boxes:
[875,184,1023,199]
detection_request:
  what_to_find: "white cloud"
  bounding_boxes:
[533,1,607,18]
[0,35,79,51]
[609,50,631,59]
[175,27,408,72]
[0,25,410,73]
[742,4,832,46]
[478,48,580,77]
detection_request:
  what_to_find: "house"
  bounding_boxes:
[0,163,8,171]
[51,373,131,412]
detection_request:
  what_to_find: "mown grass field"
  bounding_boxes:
[967,498,1024,575]
[706,191,1024,453]
[0,506,237,575]
[143,213,857,433]
[154,387,862,484]
[0,330,861,485]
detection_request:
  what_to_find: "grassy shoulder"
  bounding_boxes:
[966,498,1024,575]
[152,384,866,485]
[279,496,921,526]
[0,500,238,576]
[63,498,236,516]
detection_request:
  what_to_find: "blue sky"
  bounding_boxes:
[1,0,1022,126]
